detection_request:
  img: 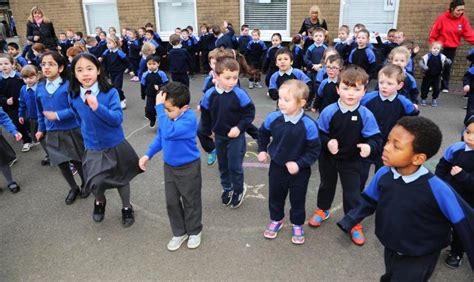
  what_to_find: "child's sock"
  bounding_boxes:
[118,183,131,208]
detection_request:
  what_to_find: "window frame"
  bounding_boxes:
[239,0,291,41]
[82,0,120,36]
[153,0,198,41]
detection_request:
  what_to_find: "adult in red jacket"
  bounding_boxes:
[429,0,474,92]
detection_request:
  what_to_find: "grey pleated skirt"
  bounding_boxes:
[83,139,143,195]
[0,134,16,166]
[45,128,84,166]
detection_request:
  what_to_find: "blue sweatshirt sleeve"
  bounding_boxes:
[56,107,76,121]
[156,104,196,140]
[234,89,255,132]
[430,176,474,270]
[0,106,18,135]
[294,116,321,169]
[398,95,420,116]
[268,72,279,101]
[92,90,123,127]
[304,47,314,70]
[145,127,163,159]
[257,112,279,152]
[18,87,26,118]
[337,166,390,232]
[36,94,46,132]
[159,71,169,85]
[199,88,214,136]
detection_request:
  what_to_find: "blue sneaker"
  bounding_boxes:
[221,189,233,206]
[207,149,217,166]
[264,220,284,239]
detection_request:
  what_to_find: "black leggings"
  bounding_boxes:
[94,183,131,208]
[58,161,84,190]
[0,164,14,184]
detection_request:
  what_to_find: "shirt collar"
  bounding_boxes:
[47,76,62,87]
[465,144,474,152]
[314,42,323,47]
[27,83,38,92]
[278,67,293,76]
[391,166,429,183]
[283,109,304,124]
[110,48,118,53]
[2,71,16,79]
[337,99,359,113]
[327,77,338,84]
[379,92,397,101]
[173,44,182,49]
[79,82,99,102]
[215,85,232,94]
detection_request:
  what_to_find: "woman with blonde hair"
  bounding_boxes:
[298,5,328,49]
[26,6,57,50]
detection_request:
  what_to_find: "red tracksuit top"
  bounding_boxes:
[429,10,474,48]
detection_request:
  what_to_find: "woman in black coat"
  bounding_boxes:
[298,5,328,50]
[26,6,57,50]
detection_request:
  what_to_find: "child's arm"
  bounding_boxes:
[366,49,377,77]
[156,104,195,140]
[89,89,123,127]
[303,48,313,70]
[338,166,389,232]
[140,127,163,171]
[463,70,472,94]
[199,91,213,136]
[294,121,321,169]
[18,88,26,122]
[316,107,334,152]
[430,178,474,270]
[398,95,420,116]
[360,108,383,159]
[118,50,134,76]
[0,106,18,136]
[435,157,453,183]
[313,80,327,111]
[236,94,255,134]
[268,73,279,101]
[257,115,273,162]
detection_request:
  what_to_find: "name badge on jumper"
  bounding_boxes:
[351,116,358,121]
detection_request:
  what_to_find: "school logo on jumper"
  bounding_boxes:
[351,116,358,121]
[458,25,463,31]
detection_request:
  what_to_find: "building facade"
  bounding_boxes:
[10,0,474,81]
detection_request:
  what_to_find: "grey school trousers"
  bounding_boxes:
[164,159,202,236]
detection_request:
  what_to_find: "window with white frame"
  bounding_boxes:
[82,0,120,36]
[240,0,290,40]
[339,0,399,34]
[154,0,197,40]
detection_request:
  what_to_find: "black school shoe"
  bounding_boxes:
[80,185,91,199]
[121,206,135,227]
[445,252,463,269]
[93,199,106,222]
[65,187,80,205]
[8,182,20,194]
[41,156,50,166]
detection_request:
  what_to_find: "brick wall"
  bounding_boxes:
[117,0,154,30]
[196,0,239,33]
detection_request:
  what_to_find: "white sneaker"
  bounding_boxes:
[442,89,449,93]
[249,81,254,89]
[120,100,127,110]
[167,234,189,251]
[21,143,32,152]
[255,82,263,88]
[187,232,202,249]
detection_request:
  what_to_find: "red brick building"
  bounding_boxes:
[9,0,474,80]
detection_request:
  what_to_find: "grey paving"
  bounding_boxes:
[0,75,472,281]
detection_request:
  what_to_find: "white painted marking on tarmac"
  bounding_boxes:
[329,203,343,213]
[125,123,148,140]
[245,183,266,199]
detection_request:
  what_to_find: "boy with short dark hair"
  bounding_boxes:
[348,29,377,78]
[313,54,343,112]
[338,116,474,281]
[310,66,382,246]
[140,55,169,128]
[303,27,327,75]
[200,58,255,208]
[335,25,351,63]
[238,24,251,55]
[7,42,28,67]
[139,82,202,252]
[246,28,267,89]
[168,34,192,87]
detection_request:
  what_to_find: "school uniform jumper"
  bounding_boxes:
[0,106,18,165]
[348,47,377,78]
[292,45,304,70]
[268,68,311,101]
[145,105,202,237]
[263,45,282,87]
[215,26,235,49]
[200,85,255,194]
[420,53,451,100]
[246,40,267,82]
[140,70,169,123]
[338,166,474,281]
[258,110,321,225]
[127,38,142,74]
[69,84,141,195]
[359,91,419,190]
[19,84,48,155]
[464,67,474,123]
[314,77,338,113]
[101,49,132,101]
[400,71,420,104]
[317,101,382,214]
[168,47,192,87]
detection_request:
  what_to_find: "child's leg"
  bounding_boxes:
[30,119,49,156]
[432,75,441,100]
[117,183,131,208]
[8,109,32,144]
[0,163,14,184]
[381,248,440,282]
[214,135,232,190]
[359,159,372,192]
[57,161,80,190]
[268,162,290,222]
[182,74,190,88]
[316,152,338,210]
[288,167,311,225]
[111,72,125,101]
[338,160,362,214]
[164,163,187,236]
[70,160,85,186]
[145,96,156,123]
[226,134,246,194]
[420,76,430,100]
[245,124,258,140]
[450,229,464,258]
[176,160,203,236]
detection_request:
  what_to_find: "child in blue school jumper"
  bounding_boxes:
[246,28,267,89]
[313,47,339,103]
[360,65,419,191]
[181,28,198,76]
[335,25,352,64]
[338,116,474,281]
[141,55,169,128]
[268,48,311,101]
[35,51,86,205]
[258,79,321,245]
[436,116,474,269]
[238,24,251,57]
[348,29,377,78]
[126,29,142,82]
[388,46,420,104]
[139,82,203,251]
[312,54,343,113]
[214,21,235,49]
[200,58,255,208]
[290,34,304,70]
[19,65,50,165]
[99,35,134,110]
[199,24,214,74]
[419,41,452,107]
[310,66,383,246]
[168,34,192,88]
[263,33,283,88]
[68,53,142,227]
[464,63,474,124]
[375,29,398,64]
[303,27,327,77]
[0,105,22,193]
[7,42,28,68]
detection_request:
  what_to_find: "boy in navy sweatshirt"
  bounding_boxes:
[303,27,327,78]
[168,34,192,87]
[464,65,474,123]
[436,116,474,269]
[200,58,255,208]
[238,24,251,56]
[140,82,202,251]
[310,66,382,246]
[214,21,235,49]
[348,29,377,78]
[338,116,474,281]
[313,54,343,112]
[360,64,419,191]
[246,29,267,89]
[258,79,321,245]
